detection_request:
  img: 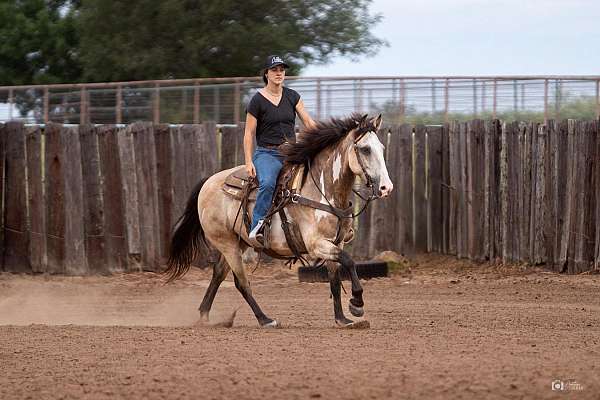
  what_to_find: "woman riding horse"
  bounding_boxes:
[244,55,316,247]
[166,112,393,327]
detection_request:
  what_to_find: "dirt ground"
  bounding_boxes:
[1,254,599,400]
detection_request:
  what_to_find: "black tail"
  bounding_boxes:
[164,178,209,282]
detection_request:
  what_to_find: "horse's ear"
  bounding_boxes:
[374,114,383,130]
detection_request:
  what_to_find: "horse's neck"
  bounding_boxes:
[307,137,354,207]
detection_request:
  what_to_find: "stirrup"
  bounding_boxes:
[248,220,265,248]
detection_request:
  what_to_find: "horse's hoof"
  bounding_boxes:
[260,319,279,328]
[199,312,210,322]
[337,319,370,329]
[349,302,364,317]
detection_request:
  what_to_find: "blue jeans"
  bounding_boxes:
[251,146,284,230]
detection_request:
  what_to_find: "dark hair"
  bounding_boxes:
[261,68,268,85]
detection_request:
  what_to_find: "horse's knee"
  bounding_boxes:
[338,250,354,268]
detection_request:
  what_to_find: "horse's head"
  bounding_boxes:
[347,114,393,198]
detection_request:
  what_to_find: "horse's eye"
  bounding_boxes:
[360,146,371,155]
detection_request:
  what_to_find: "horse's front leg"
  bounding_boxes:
[313,239,365,325]
[339,251,364,317]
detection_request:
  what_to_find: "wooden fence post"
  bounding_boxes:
[396,124,414,256]
[154,124,174,261]
[466,120,485,261]
[555,120,572,271]
[413,125,427,252]
[543,120,558,268]
[80,124,108,274]
[117,126,141,261]
[131,122,162,271]
[3,122,30,272]
[97,125,129,272]
[427,125,443,253]
[63,125,87,274]
[26,126,46,273]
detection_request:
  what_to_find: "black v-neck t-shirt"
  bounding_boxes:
[246,86,301,147]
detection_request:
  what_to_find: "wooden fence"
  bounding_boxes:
[0,120,598,275]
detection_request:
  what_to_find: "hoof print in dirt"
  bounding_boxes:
[336,320,370,329]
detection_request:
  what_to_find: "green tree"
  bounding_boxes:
[0,0,81,85]
[77,0,386,81]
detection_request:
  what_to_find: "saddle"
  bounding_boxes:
[222,164,309,259]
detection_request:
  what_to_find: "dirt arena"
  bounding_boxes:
[1,255,599,399]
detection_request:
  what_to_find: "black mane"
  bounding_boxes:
[280,113,372,165]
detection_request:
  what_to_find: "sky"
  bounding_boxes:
[302,0,600,77]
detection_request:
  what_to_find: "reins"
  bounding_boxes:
[242,125,381,270]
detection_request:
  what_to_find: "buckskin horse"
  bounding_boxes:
[164,113,393,328]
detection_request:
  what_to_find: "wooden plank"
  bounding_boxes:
[475,119,486,261]
[457,122,468,258]
[0,123,5,271]
[396,124,414,256]
[441,123,450,254]
[62,125,87,275]
[131,122,162,271]
[198,122,219,176]
[97,125,129,272]
[170,126,188,223]
[484,120,500,261]
[25,126,46,273]
[181,125,203,195]
[466,120,485,261]
[413,125,427,252]
[530,123,546,265]
[581,121,597,272]
[117,126,141,259]
[569,121,585,273]
[563,120,577,272]
[500,122,512,263]
[368,129,393,256]
[154,124,173,260]
[3,122,30,272]
[594,120,600,270]
[352,187,372,259]
[543,120,558,268]
[79,124,107,274]
[220,125,241,170]
[512,122,524,262]
[448,121,460,255]
[45,123,66,274]
[555,120,570,271]
[235,123,246,167]
[427,125,443,253]
[573,121,595,273]
[519,122,534,263]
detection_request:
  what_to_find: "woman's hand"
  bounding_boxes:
[246,161,256,178]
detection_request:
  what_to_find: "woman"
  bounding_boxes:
[244,55,316,247]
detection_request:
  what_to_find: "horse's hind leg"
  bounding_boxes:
[221,248,277,328]
[198,255,231,322]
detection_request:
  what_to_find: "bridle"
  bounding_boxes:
[351,127,379,205]
[306,125,380,221]
[247,123,384,268]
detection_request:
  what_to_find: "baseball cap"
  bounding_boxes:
[265,55,290,69]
